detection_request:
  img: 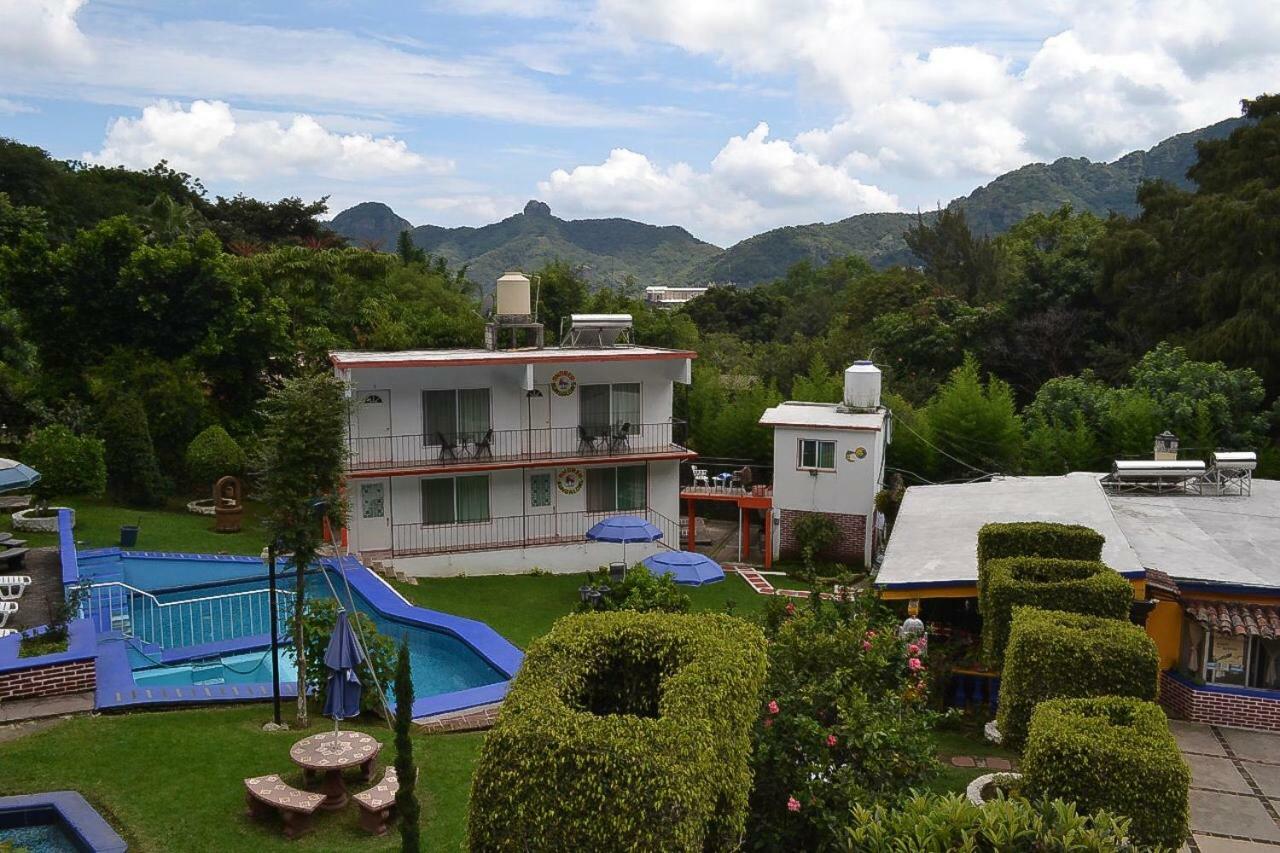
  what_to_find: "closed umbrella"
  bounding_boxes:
[0,459,39,494]
[321,608,364,749]
[586,514,663,564]
[641,550,725,586]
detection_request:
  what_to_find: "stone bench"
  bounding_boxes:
[244,774,324,839]
[353,766,403,835]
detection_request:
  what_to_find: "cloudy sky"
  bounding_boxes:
[2,1,1277,246]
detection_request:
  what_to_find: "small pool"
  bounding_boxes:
[0,793,127,853]
[0,823,79,852]
[79,551,519,716]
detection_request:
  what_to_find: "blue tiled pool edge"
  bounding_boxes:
[0,791,127,852]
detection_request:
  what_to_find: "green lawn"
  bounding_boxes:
[394,570,770,649]
[2,496,270,554]
[924,726,1021,795]
[0,705,478,853]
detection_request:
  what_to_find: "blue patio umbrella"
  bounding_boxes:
[0,458,39,494]
[641,550,726,587]
[322,608,364,742]
[586,514,663,564]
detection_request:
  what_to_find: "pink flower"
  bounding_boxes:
[763,717,774,728]
[861,641,872,651]
[908,657,923,672]
[865,630,877,639]
[784,602,796,615]
[767,699,779,715]
[908,643,920,655]
[826,734,838,747]
[787,796,801,813]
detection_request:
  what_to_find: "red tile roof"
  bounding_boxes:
[1184,599,1280,639]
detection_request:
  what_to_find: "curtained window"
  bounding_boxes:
[613,384,640,434]
[579,384,611,435]
[616,465,646,510]
[423,388,491,445]
[579,383,641,435]
[799,438,836,471]
[421,475,490,524]
[586,465,646,512]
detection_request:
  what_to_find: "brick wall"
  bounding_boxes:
[1161,670,1280,733]
[0,658,96,702]
[778,509,866,565]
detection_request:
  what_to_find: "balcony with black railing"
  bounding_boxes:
[366,508,682,559]
[346,420,690,473]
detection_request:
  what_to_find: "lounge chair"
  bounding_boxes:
[0,576,31,601]
[435,431,459,461]
[0,628,16,638]
[244,775,324,839]
[0,601,17,629]
[353,766,405,835]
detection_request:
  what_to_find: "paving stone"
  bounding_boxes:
[1193,835,1280,852]
[950,756,976,767]
[1242,761,1280,798]
[1188,753,1253,793]
[1171,720,1226,756]
[1221,728,1280,762]
[1190,790,1280,842]
[985,757,1012,771]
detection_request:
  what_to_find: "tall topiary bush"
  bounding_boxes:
[980,556,1133,666]
[22,425,106,500]
[467,612,766,852]
[99,393,166,507]
[393,640,421,852]
[185,424,245,490]
[977,521,1104,567]
[997,607,1159,747]
[1022,696,1189,849]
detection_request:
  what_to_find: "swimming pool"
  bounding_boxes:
[76,550,522,718]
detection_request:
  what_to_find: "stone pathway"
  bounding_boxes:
[1174,720,1280,851]
[7,546,62,632]
[948,755,1017,771]
[414,701,503,734]
[724,565,840,601]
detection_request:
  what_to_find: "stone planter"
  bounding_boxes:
[965,772,1022,806]
[12,506,74,533]
[984,719,1003,745]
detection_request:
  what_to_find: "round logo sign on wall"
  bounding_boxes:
[846,447,868,461]
[550,370,577,396]
[557,467,585,494]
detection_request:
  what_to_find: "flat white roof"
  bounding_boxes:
[877,473,1144,589]
[330,346,694,369]
[1108,479,1280,590]
[758,402,885,432]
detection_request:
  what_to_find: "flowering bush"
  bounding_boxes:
[746,593,939,851]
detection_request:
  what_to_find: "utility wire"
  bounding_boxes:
[892,415,998,478]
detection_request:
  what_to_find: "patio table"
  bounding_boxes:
[289,730,381,810]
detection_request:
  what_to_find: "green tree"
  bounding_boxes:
[790,354,844,403]
[395,230,426,266]
[257,372,350,726]
[99,394,166,507]
[394,641,421,852]
[904,207,998,304]
[22,425,106,500]
[923,355,1023,479]
[532,260,588,344]
[185,425,246,491]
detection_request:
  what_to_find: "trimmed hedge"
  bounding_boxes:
[980,557,1133,666]
[467,611,767,852]
[1022,697,1190,849]
[997,607,1158,748]
[977,521,1104,567]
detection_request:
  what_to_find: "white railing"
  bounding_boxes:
[81,581,296,651]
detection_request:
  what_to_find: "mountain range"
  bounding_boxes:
[329,117,1245,289]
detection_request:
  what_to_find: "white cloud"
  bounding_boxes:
[0,0,90,65]
[85,100,452,182]
[538,123,899,245]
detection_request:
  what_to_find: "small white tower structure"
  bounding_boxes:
[758,360,890,568]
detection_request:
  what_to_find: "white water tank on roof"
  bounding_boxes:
[495,271,532,318]
[843,361,881,410]
[1213,451,1257,471]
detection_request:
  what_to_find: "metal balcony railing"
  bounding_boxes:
[347,420,689,472]
[384,508,681,559]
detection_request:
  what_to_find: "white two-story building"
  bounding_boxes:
[332,283,695,577]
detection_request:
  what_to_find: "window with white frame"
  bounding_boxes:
[421,475,490,524]
[586,465,646,512]
[579,383,641,435]
[423,388,491,445]
[798,438,836,471]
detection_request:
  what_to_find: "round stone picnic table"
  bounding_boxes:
[289,730,381,810]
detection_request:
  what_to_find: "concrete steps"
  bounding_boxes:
[367,559,417,586]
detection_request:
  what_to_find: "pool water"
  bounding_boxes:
[84,555,507,702]
[0,822,79,852]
